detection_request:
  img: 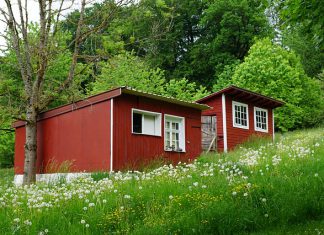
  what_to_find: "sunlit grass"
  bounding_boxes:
[0,128,323,234]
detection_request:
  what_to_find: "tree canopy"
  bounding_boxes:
[228,38,323,131]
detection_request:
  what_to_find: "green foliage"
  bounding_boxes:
[69,0,272,88]
[212,60,240,91]
[163,78,208,101]
[174,0,272,87]
[89,52,166,95]
[0,128,323,234]
[272,0,324,78]
[0,28,89,168]
[88,52,209,101]
[228,38,324,131]
[0,56,23,168]
[275,0,323,50]
[281,27,324,78]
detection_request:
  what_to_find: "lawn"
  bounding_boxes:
[0,128,323,234]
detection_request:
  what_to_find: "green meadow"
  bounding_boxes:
[0,128,323,234]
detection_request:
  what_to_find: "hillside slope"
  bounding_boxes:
[0,128,323,234]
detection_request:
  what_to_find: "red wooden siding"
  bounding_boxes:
[14,127,26,174]
[14,100,111,174]
[199,94,274,152]
[113,94,202,170]
[225,96,273,150]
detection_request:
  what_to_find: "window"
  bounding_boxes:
[132,109,161,136]
[254,107,268,132]
[164,115,185,152]
[232,101,249,129]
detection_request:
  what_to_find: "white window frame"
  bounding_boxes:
[131,108,162,136]
[164,114,186,152]
[232,101,249,129]
[254,107,268,133]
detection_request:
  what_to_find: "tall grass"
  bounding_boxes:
[0,128,323,234]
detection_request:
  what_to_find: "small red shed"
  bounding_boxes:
[197,86,284,152]
[13,87,209,178]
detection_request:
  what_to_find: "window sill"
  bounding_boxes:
[132,132,161,137]
[233,124,249,130]
[164,149,186,153]
[255,128,268,133]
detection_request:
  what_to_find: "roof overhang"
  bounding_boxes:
[197,85,284,109]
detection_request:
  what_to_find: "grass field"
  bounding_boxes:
[0,128,323,234]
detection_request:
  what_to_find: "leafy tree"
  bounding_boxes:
[163,78,208,101]
[172,0,272,87]
[275,0,323,49]
[272,0,324,77]
[89,52,166,95]
[77,0,271,88]
[0,54,24,168]
[228,38,323,131]
[88,52,208,101]
[280,27,323,78]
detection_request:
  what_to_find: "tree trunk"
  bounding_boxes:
[23,105,37,184]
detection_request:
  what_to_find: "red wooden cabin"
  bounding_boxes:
[197,86,284,152]
[13,87,209,177]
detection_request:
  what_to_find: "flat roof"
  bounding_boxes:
[13,86,209,128]
[197,85,284,109]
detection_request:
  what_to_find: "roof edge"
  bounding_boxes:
[197,85,284,107]
[121,87,209,111]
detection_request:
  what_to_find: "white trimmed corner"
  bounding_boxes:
[222,94,228,152]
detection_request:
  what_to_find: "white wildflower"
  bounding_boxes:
[24,220,32,226]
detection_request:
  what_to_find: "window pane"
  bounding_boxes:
[166,121,170,130]
[175,141,179,149]
[165,131,170,141]
[133,113,142,133]
[166,140,171,147]
[143,115,155,135]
